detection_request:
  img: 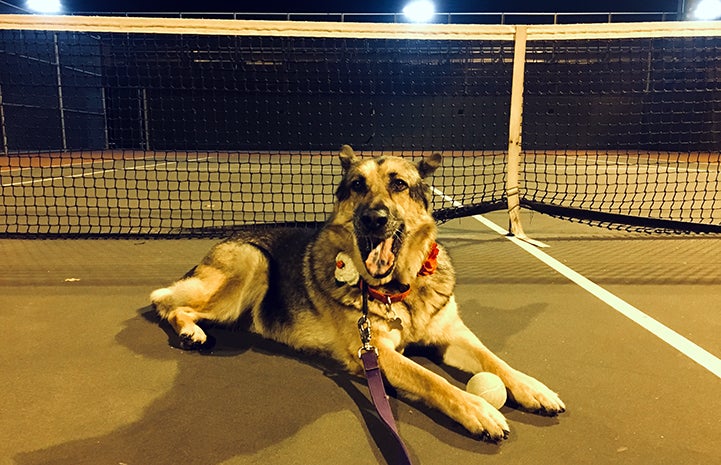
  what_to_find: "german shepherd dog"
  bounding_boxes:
[151,145,565,441]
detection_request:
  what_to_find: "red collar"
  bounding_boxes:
[417,242,440,276]
[361,242,439,304]
[363,281,411,304]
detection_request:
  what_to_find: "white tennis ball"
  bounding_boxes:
[466,372,507,409]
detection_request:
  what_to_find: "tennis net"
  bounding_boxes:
[0,16,719,236]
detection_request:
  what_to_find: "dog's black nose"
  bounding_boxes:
[360,208,389,232]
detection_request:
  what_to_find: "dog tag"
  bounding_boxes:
[385,304,403,331]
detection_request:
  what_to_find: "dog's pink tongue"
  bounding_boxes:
[365,238,395,276]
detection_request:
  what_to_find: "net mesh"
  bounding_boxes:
[1,30,510,236]
[0,20,720,236]
[521,37,721,229]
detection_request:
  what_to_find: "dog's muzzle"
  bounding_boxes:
[359,207,391,234]
[355,206,404,279]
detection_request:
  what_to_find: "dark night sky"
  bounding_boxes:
[1,0,685,14]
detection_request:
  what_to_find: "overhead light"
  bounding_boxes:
[402,0,436,23]
[26,0,63,14]
[691,0,721,20]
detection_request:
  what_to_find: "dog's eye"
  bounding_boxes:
[350,178,366,193]
[389,178,409,193]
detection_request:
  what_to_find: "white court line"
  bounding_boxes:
[1,157,209,187]
[433,186,721,380]
[547,154,716,174]
[532,164,713,175]
[0,157,115,174]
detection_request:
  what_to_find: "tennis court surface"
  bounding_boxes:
[2,210,720,465]
[2,14,721,465]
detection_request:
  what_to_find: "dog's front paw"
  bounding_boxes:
[506,370,566,416]
[453,391,510,442]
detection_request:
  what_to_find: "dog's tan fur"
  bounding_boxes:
[151,145,565,440]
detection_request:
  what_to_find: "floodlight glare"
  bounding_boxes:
[691,0,721,20]
[403,0,436,23]
[26,0,63,14]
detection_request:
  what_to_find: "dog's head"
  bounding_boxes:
[332,145,442,286]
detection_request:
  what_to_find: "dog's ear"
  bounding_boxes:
[417,152,442,179]
[339,145,358,173]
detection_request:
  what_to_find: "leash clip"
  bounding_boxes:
[357,314,377,357]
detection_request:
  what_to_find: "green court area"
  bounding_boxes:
[1,211,720,465]
[2,149,719,236]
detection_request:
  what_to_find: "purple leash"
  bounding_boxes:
[358,281,414,465]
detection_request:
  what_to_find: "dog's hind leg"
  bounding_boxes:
[150,277,217,349]
[150,242,270,349]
